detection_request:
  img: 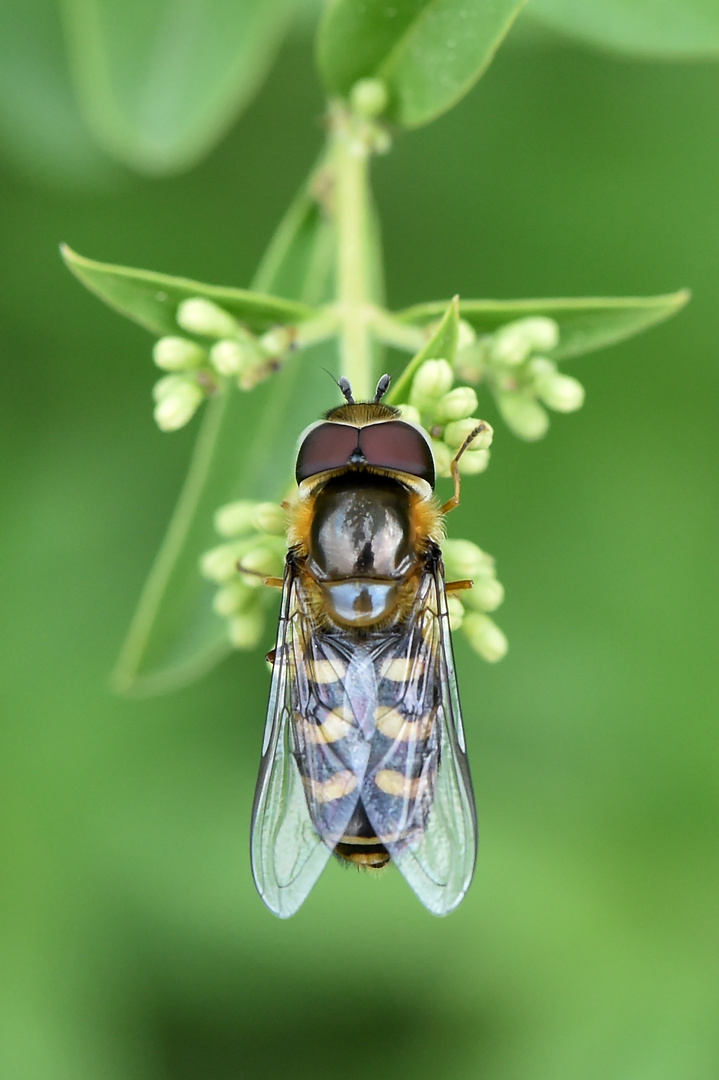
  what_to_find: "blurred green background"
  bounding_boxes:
[2,4,718,1079]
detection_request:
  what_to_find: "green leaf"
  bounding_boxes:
[386,295,459,404]
[61,245,318,338]
[394,291,690,362]
[528,0,719,58]
[59,0,299,174]
[317,0,528,129]
[110,178,337,696]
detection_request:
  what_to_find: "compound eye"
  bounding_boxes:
[296,423,359,482]
[359,421,435,486]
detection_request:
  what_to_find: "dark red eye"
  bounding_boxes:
[296,420,435,487]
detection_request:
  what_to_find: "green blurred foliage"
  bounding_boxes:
[1,11,718,1080]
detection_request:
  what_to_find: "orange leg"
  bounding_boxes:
[440,421,490,515]
[446,579,474,592]
[236,561,284,590]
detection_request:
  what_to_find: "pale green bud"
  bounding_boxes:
[214,500,260,538]
[177,297,238,339]
[458,448,490,475]
[259,326,295,357]
[535,373,585,413]
[152,374,185,402]
[409,359,454,408]
[462,577,505,613]
[528,356,557,380]
[455,338,490,384]
[350,77,389,119]
[253,502,286,536]
[369,127,392,155]
[200,541,250,583]
[396,403,422,425]
[444,417,492,451]
[228,608,265,650]
[153,378,204,431]
[212,580,255,617]
[210,339,247,377]
[239,543,284,587]
[457,320,476,351]
[491,317,559,366]
[496,391,549,441]
[435,387,478,423]
[446,595,465,632]
[153,336,206,372]
[431,438,453,479]
[442,539,494,580]
[462,613,508,662]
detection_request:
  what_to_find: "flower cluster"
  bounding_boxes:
[199,499,287,650]
[151,297,296,431]
[455,315,584,440]
[442,539,507,663]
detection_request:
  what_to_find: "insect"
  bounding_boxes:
[251,374,482,917]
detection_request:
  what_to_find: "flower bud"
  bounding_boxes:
[409,359,454,409]
[458,448,490,475]
[431,438,453,479]
[457,320,476,351]
[446,595,465,632]
[199,541,250,583]
[528,356,556,380]
[455,338,489,384]
[535,373,585,413]
[496,391,549,441]
[253,502,286,536]
[213,500,260,538]
[259,326,295,357]
[210,339,247,376]
[239,543,284,587]
[212,580,255,617]
[228,608,265,650]
[463,577,505,613]
[350,77,389,119]
[153,378,204,431]
[435,387,478,423]
[153,336,206,371]
[442,539,494,580]
[152,374,185,401]
[491,317,559,366]
[396,403,422,425]
[462,613,508,662]
[443,417,492,450]
[177,297,239,339]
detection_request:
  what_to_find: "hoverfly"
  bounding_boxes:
[251,374,481,917]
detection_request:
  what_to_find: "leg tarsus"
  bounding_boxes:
[440,421,489,515]
[446,579,474,593]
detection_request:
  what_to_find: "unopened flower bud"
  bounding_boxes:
[259,326,295,357]
[213,500,260,538]
[350,77,389,119]
[212,580,255,617]
[210,339,247,376]
[435,387,478,423]
[444,417,492,451]
[177,297,238,339]
[535,373,585,413]
[409,359,454,408]
[153,336,206,371]
[458,448,490,475]
[496,391,549,441]
[491,317,559,366]
[153,378,204,431]
[463,577,505,613]
[462,613,508,662]
[239,543,284,587]
[200,541,249,583]
[228,608,265,650]
[253,502,286,536]
[455,338,490,384]
[446,595,465,632]
[442,539,494,580]
[431,438,453,479]
[457,320,476,351]
[528,356,556,380]
[397,403,422,425]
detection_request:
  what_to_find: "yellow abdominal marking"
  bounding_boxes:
[306,659,346,683]
[305,770,357,802]
[375,706,433,741]
[374,770,428,799]
[297,708,353,744]
[380,657,425,681]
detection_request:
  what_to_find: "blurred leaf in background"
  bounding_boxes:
[1,2,718,1079]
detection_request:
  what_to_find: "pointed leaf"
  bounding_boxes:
[317,0,528,129]
[386,295,459,404]
[59,0,299,174]
[61,245,318,338]
[394,291,690,362]
[111,179,337,696]
[529,0,719,59]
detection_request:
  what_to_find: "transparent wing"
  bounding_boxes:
[250,562,367,918]
[363,558,478,915]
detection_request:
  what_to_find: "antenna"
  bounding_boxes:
[374,374,391,402]
[337,376,355,404]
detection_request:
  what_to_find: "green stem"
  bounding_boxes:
[333,109,374,400]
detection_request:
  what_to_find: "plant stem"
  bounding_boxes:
[333,110,374,400]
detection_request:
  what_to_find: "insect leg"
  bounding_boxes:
[446,579,474,593]
[440,421,490,515]
[236,562,284,589]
